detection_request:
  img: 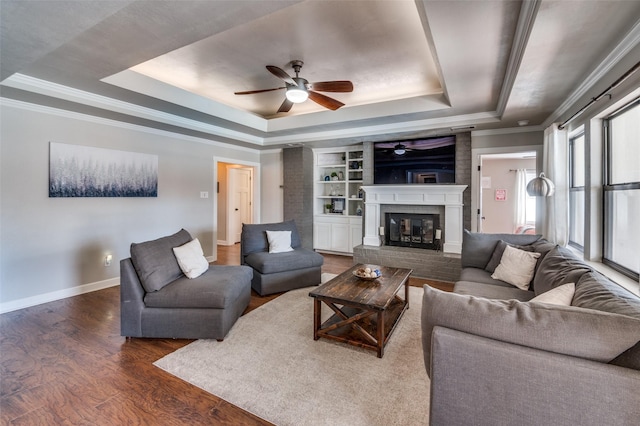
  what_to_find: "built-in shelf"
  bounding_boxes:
[314,146,364,254]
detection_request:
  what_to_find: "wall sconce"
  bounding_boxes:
[526,173,555,197]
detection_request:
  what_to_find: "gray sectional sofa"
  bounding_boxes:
[421,231,640,426]
[120,229,253,340]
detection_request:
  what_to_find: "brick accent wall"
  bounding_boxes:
[283,147,314,250]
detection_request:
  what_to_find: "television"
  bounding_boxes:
[373,135,456,184]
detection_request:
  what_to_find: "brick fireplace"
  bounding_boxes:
[361,185,467,254]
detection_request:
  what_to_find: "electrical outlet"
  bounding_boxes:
[200,191,209,199]
[104,254,112,267]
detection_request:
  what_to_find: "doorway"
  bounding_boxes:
[215,159,259,246]
[228,167,252,244]
[478,153,536,233]
[471,145,542,234]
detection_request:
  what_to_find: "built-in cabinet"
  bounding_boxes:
[313,147,364,254]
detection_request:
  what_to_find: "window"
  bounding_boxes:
[603,99,640,280]
[569,133,585,249]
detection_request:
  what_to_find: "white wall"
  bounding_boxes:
[0,101,282,311]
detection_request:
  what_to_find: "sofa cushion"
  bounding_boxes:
[241,220,301,256]
[532,245,591,296]
[573,271,640,320]
[130,229,192,292]
[459,268,515,287]
[461,230,541,269]
[144,265,253,309]
[490,245,541,290]
[421,285,640,377]
[454,281,535,301]
[244,248,323,274]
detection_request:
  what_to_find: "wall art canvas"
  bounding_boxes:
[49,142,158,197]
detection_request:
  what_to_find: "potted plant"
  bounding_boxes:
[324,203,332,214]
[330,172,338,181]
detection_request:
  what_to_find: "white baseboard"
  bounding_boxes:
[0,277,120,314]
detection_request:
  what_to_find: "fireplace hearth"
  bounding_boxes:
[385,213,440,250]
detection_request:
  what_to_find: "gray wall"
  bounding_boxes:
[0,102,270,309]
[282,146,314,249]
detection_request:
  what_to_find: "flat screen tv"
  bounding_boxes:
[373,136,456,184]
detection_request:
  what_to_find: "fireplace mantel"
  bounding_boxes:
[361,185,467,254]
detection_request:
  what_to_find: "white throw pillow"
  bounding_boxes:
[172,238,209,279]
[491,245,541,290]
[266,230,294,253]
[530,282,575,306]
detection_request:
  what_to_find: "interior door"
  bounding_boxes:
[229,167,252,243]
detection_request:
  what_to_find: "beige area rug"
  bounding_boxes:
[154,275,430,426]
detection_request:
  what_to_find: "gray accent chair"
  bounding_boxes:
[120,229,252,340]
[240,220,324,296]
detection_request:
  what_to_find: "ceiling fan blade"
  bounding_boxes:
[266,65,297,85]
[234,87,285,95]
[277,98,294,113]
[308,91,344,111]
[310,81,353,92]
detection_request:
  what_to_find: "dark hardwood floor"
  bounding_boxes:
[1,244,451,425]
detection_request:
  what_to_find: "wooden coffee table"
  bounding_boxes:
[309,264,412,358]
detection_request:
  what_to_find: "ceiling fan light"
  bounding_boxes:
[394,144,406,155]
[285,87,309,103]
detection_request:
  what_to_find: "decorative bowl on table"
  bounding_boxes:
[353,266,382,281]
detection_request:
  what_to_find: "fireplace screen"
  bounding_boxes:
[385,213,440,250]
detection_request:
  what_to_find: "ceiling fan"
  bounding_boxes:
[234,60,353,113]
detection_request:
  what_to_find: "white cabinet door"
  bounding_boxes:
[349,222,363,253]
[313,222,332,250]
[331,222,350,252]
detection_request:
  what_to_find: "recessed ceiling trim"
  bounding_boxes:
[2,73,265,146]
[103,70,268,131]
[261,111,500,145]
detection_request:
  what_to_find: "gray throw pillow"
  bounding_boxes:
[461,229,541,269]
[130,229,192,292]
[484,240,535,273]
[573,271,640,320]
[532,246,591,296]
[421,285,640,377]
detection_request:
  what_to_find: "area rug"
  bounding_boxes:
[154,277,430,426]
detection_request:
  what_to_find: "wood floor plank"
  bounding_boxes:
[0,244,451,424]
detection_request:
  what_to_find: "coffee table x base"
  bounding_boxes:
[309,264,412,358]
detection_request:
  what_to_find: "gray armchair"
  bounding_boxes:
[240,220,324,296]
[120,229,252,340]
